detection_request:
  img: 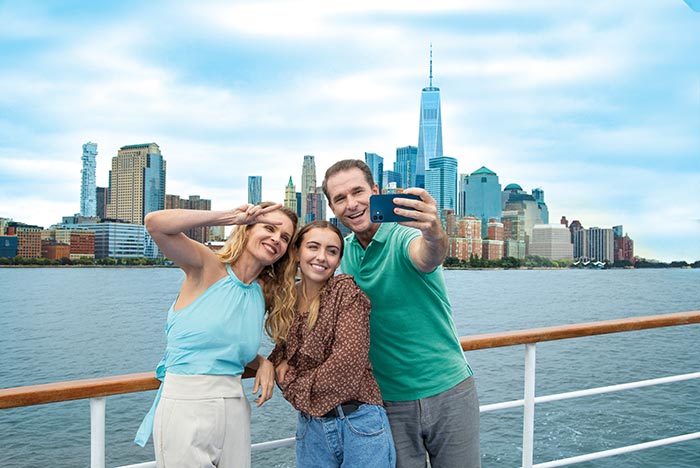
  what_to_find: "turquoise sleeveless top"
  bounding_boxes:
[134,264,265,446]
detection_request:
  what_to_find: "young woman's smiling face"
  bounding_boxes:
[296,227,343,287]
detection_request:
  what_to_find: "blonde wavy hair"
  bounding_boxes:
[266,220,344,344]
[216,202,298,327]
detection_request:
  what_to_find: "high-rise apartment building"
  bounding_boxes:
[462,166,502,238]
[614,234,635,264]
[501,210,527,259]
[248,176,262,205]
[96,187,107,220]
[587,227,615,263]
[284,177,297,214]
[448,217,482,261]
[395,146,417,188]
[364,152,384,193]
[301,155,317,223]
[80,142,98,217]
[165,194,211,243]
[417,46,443,186]
[569,220,586,259]
[106,143,166,225]
[425,156,457,217]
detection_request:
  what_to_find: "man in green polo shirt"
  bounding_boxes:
[322,159,480,468]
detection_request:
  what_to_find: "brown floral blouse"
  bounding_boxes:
[268,274,383,417]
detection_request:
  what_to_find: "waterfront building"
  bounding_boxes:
[96,187,107,220]
[615,233,635,264]
[587,227,615,263]
[41,227,96,259]
[56,221,156,259]
[0,217,7,235]
[0,236,18,258]
[80,142,98,217]
[284,177,297,214]
[69,231,96,259]
[417,46,443,181]
[6,222,43,258]
[41,240,71,260]
[248,176,262,205]
[300,155,316,223]
[383,170,401,190]
[449,217,482,261]
[569,220,586,258]
[463,166,502,238]
[482,218,504,261]
[365,152,384,193]
[425,156,458,218]
[106,143,166,225]
[395,145,418,188]
[528,224,574,261]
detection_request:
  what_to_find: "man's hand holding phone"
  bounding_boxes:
[369,194,421,223]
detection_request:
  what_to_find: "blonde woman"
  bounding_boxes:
[135,202,298,468]
[268,220,395,467]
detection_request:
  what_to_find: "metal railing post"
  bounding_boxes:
[522,343,537,468]
[90,397,106,468]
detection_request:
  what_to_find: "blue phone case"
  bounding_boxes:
[369,194,420,223]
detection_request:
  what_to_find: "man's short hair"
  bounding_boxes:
[322,159,375,204]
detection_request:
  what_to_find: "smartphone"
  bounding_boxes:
[369,194,420,223]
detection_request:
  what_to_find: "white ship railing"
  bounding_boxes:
[1,310,698,468]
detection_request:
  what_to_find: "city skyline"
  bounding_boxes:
[0,2,698,262]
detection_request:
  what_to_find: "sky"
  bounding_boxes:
[1,1,698,262]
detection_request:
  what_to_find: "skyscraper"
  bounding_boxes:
[80,142,98,217]
[417,45,443,185]
[395,145,417,188]
[301,155,316,223]
[284,177,297,214]
[532,188,549,224]
[463,166,502,238]
[106,143,166,225]
[364,152,384,193]
[425,156,457,217]
[248,176,262,205]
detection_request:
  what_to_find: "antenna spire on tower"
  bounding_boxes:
[429,43,433,87]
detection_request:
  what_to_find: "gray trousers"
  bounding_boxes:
[384,377,481,468]
[153,374,251,468]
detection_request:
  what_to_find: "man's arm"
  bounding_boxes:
[392,188,448,273]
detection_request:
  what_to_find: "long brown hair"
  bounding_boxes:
[216,202,299,320]
[266,220,344,344]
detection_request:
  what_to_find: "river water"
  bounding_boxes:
[0,267,698,467]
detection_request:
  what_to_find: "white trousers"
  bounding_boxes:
[153,374,251,468]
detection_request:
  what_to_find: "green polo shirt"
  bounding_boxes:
[341,222,472,401]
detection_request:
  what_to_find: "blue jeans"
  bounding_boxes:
[296,404,396,467]
[384,377,481,468]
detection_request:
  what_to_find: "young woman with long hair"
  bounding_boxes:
[135,202,298,468]
[268,220,395,467]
